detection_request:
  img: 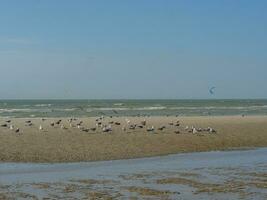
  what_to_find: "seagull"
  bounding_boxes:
[82,128,89,132]
[61,124,67,129]
[208,127,216,133]
[9,125,14,130]
[147,126,154,132]
[39,125,43,130]
[129,125,136,130]
[141,119,146,126]
[1,124,8,127]
[175,123,180,127]
[125,119,131,124]
[102,125,112,133]
[55,120,62,125]
[158,125,166,131]
[15,128,20,133]
[77,121,83,126]
[6,120,11,123]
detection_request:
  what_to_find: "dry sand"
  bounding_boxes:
[0,116,267,163]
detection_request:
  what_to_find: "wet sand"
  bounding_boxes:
[0,116,267,163]
[1,148,267,199]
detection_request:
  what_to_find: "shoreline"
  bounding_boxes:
[0,146,260,164]
[1,114,267,119]
[1,116,267,163]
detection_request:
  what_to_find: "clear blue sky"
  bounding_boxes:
[0,0,266,99]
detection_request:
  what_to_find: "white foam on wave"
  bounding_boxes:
[86,106,167,112]
[34,104,52,107]
[0,108,52,113]
[169,105,267,110]
[113,103,124,106]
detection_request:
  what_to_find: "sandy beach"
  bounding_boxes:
[0,116,267,163]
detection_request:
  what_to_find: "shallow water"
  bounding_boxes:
[1,148,267,199]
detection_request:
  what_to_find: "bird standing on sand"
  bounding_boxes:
[147,126,154,132]
[129,125,136,130]
[125,118,131,124]
[15,128,20,133]
[102,125,112,132]
[39,125,43,130]
[208,127,216,133]
[61,124,68,129]
[55,120,62,125]
[141,119,146,126]
[90,127,96,131]
[158,125,166,131]
[10,125,14,130]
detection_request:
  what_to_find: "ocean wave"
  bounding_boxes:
[55,108,77,112]
[0,108,80,113]
[0,109,34,113]
[34,104,52,107]
[169,105,267,110]
[113,103,124,106]
[86,105,267,112]
[86,106,167,112]
[0,108,52,113]
[135,106,167,110]
[0,105,267,114]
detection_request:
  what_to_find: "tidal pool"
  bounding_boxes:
[1,148,267,199]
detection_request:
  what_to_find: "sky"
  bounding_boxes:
[0,0,266,99]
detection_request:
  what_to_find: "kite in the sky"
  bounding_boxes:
[209,87,216,95]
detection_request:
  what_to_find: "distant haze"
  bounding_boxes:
[0,0,266,99]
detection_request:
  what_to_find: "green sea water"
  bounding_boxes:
[0,99,267,118]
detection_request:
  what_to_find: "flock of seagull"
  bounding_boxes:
[0,116,217,135]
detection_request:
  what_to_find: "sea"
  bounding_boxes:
[0,99,267,118]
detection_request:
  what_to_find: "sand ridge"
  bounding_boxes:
[0,116,267,162]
